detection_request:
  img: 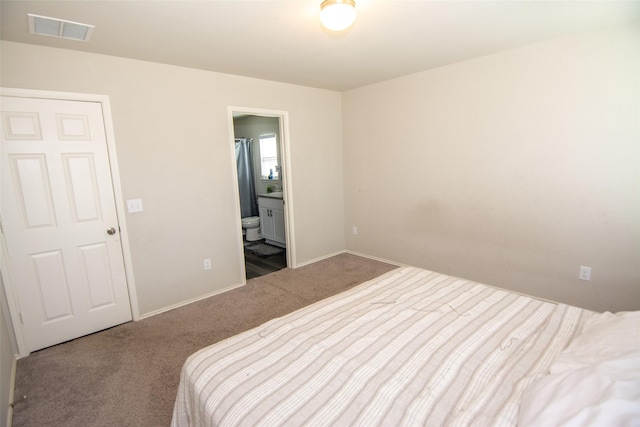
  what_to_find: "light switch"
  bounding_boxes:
[127,198,144,213]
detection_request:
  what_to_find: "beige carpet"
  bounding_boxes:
[11,253,397,426]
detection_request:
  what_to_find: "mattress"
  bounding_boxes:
[172,266,588,427]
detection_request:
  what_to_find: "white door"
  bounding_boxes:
[1,96,132,353]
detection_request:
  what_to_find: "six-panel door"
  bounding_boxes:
[1,96,132,353]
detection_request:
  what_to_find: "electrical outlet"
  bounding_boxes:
[203,258,212,270]
[352,226,358,235]
[579,266,591,281]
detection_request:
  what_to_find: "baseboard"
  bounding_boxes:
[295,249,347,268]
[295,250,405,269]
[138,250,400,320]
[344,250,405,267]
[138,281,246,320]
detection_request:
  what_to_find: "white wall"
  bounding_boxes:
[343,24,640,312]
[0,41,345,316]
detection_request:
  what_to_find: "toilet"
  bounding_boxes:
[241,216,261,241]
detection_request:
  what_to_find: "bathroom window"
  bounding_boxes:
[259,133,279,180]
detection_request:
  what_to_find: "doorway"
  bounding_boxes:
[230,108,295,279]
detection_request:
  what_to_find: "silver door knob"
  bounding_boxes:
[107,227,117,235]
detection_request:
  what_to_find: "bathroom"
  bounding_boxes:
[233,113,287,279]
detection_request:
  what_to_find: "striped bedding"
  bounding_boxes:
[172,267,587,427]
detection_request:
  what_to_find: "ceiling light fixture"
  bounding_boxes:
[320,0,356,32]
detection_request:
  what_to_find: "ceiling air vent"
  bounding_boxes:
[28,14,94,42]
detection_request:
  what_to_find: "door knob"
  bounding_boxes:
[107,227,117,235]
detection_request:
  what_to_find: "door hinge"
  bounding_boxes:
[19,312,24,324]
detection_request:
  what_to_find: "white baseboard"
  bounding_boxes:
[295,250,404,269]
[138,250,350,320]
[294,249,347,268]
[344,250,404,267]
[139,281,246,320]
[138,250,400,320]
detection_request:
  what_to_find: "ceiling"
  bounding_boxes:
[1,1,639,91]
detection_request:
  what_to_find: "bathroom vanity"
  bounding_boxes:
[258,193,286,248]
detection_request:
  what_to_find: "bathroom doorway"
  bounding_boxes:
[230,108,294,279]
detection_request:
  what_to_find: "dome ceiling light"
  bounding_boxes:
[320,0,356,32]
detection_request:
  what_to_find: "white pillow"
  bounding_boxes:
[518,311,640,427]
[551,311,640,373]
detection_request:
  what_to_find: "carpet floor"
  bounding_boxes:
[11,253,397,426]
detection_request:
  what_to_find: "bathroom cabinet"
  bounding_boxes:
[258,196,286,248]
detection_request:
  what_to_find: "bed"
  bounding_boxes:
[172,266,640,426]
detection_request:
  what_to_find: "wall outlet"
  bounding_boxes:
[203,258,212,270]
[352,226,358,235]
[579,266,591,281]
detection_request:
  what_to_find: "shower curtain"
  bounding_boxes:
[235,138,259,218]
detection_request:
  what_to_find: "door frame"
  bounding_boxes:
[0,87,140,357]
[227,106,297,281]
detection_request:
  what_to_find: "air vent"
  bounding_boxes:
[28,14,94,42]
